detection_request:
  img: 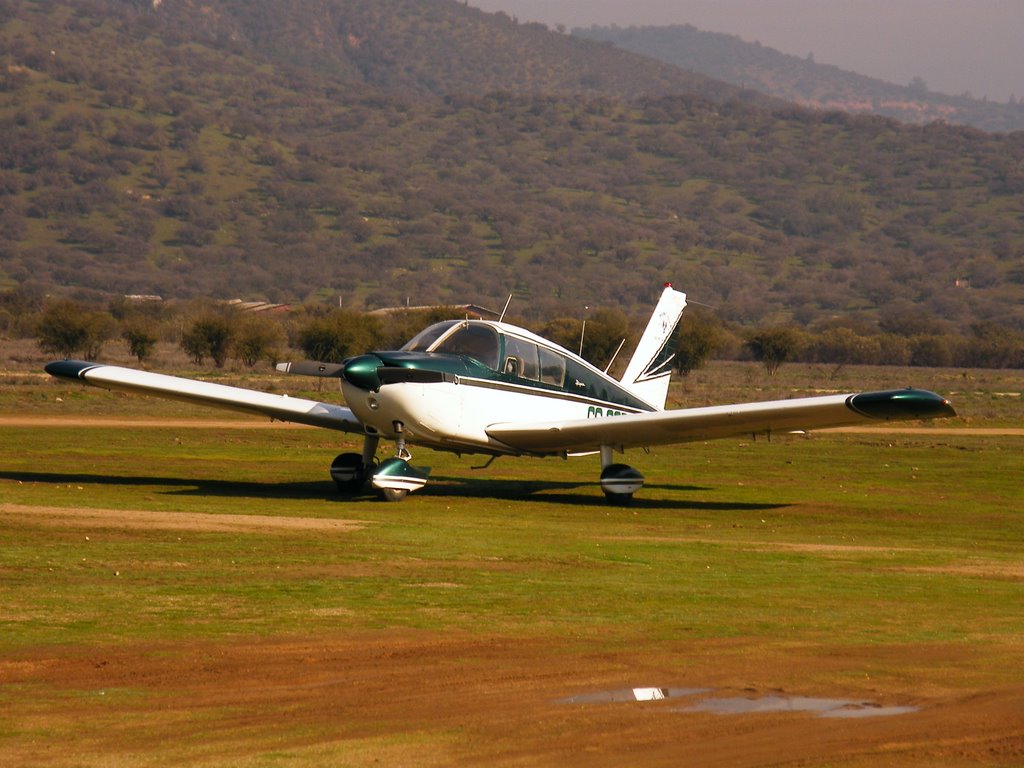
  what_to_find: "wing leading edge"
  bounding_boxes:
[45,360,364,433]
[486,389,956,454]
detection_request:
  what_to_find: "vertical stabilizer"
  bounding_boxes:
[620,284,687,410]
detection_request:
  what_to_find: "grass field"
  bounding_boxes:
[1,359,1022,765]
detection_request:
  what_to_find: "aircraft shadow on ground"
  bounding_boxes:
[0,470,344,503]
[1,470,789,513]
[424,474,787,511]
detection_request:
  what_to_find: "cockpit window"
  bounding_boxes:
[433,324,500,369]
[401,320,460,352]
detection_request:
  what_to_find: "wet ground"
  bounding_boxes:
[560,687,919,718]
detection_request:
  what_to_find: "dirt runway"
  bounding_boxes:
[3,627,1023,766]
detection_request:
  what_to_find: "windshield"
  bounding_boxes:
[400,321,500,370]
[434,324,500,369]
[401,320,461,352]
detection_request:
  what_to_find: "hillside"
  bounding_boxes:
[1,0,1023,335]
[575,24,1024,134]
[117,0,747,102]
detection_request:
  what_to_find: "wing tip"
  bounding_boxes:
[847,389,956,420]
[45,360,100,380]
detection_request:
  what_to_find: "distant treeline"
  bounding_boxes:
[7,293,1022,374]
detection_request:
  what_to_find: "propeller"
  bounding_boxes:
[275,360,347,377]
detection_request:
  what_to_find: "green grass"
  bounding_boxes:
[1,421,1021,658]
[1,408,1022,766]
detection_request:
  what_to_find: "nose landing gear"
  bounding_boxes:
[330,423,429,501]
[370,422,429,501]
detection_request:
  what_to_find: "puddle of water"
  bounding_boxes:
[560,687,710,705]
[682,695,918,718]
[560,688,919,718]
[821,704,920,719]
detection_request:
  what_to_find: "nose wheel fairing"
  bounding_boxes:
[370,457,431,501]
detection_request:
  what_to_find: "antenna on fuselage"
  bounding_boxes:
[578,305,589,358]
[603,338,627,374]
[498,294,513,323]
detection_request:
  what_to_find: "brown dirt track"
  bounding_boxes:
[3,617,1024,766]
[3,419,1023,765]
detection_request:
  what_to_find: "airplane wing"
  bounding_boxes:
[45,360,364,433]
[486,389,956,454]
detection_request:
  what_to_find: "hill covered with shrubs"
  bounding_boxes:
[1,0,1022,347]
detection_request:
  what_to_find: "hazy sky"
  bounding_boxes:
[467,1,1024,102]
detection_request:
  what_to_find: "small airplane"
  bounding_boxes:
[46,284,956,502]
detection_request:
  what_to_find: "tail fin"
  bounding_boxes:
[619,284,687,410]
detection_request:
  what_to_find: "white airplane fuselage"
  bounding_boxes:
[337,313,658,457]
[342,371,644,457]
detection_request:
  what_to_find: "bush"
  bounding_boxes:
[36,299,115,359]
[233,314,286,367]
[674,309,722,375]
[122,321,159,364]
[181,314,235,367]
[294,309,383,363]
[745,327,801,376]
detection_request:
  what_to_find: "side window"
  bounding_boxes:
[538,347,565,387]
[503,337,539,380]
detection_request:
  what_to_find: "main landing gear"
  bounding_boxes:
[599,445,644,505]
[329,423,430,502]
[331,435,640,505]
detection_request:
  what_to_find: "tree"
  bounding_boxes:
[538,317,583,355]
[909,334,953,368]
[295,309,382,363]
[122,321,158,364]
[745,327,800,376]
[674,309,721,376]
[36,300,115,359]
[181,314,235,367]
[813,327,881,366]
[233,314,286,367]
[581,308,632,370]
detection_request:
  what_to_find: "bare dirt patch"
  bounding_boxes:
[2,633,1023,767]
[0,416,305,429]
[597,535,923,557]
[899,563,1024,581]
[0,503,368,534]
